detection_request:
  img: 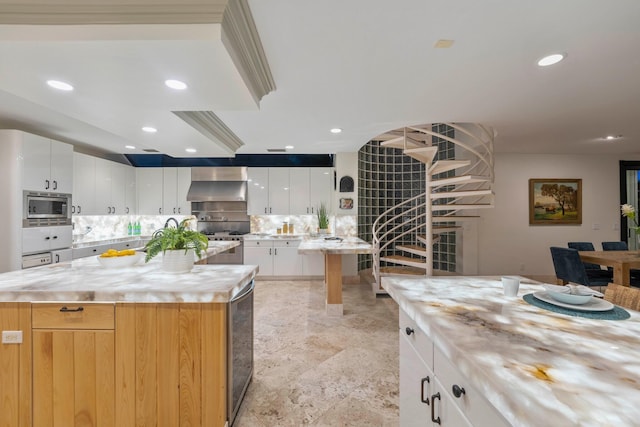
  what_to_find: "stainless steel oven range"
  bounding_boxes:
[203,232,246,264]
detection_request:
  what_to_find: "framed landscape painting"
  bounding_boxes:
[529,178,582,225]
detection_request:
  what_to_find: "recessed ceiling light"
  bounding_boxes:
[605,135,622,140]
[142,126,157,133]
[46,80,74,91]
[434,39,455,49]
[185,148,197,153]
[165,79,188,90]
[537,53,566,67]
[125,145,136,150]
[330,128,342,134]
[285,145,294,150]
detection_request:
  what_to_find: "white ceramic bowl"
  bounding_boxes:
[97,252,144,268]
[547,290,593,305]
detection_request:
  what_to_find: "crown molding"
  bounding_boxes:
[0,2,228,25]
[221,0,275,105]
[173,111,244,155]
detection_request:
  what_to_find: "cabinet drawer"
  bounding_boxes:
[434,346,510,427]
[273,239,300,248]
[244,240,273,248]
[399,308,434,368]
[32,303,115,330]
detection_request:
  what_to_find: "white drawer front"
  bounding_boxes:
[244,240,273,248]
[399,308,434,368]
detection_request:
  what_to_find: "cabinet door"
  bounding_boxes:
[48,226,72,251]
[302,253,325,276]
[22,133,51,192]
[94,157,113,215]
[309,168,333,214]
[73,153,96,215]
[49,140,74,193]
[244,242,273,276]
[289,168,310,215]
[268,168,290,215]
[176,168,192,215]
[51,248,73,264]
[162,167,178,215]
[273,241,302,276]
[33,330,115,426]
[110,163,127,215]
[137,168,163,215]
[400,333,435,427]
[431,376,473,427]
[124,165,136,215]
[22,227,52,254]
[247,168,269,215]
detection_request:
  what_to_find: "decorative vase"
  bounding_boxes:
[162,249,195,273]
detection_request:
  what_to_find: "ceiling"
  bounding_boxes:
[0,0,639,159]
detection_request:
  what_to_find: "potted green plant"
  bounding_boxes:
[317,203,330,234]
[143,217,209,272]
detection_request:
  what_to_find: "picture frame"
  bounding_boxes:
[339,198,354,210]
[529,179,582,225]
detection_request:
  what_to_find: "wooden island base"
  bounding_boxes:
[1,301,228,427]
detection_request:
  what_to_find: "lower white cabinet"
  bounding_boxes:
[51,248,73,264]
[399,308,509,427]
[244,239,304,277]
[22,226,73,255]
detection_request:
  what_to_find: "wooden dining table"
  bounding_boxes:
[578,250,640,286]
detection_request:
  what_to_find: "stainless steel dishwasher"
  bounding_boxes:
[228,280,254,426]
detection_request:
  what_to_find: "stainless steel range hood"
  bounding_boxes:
[187,167,248,202]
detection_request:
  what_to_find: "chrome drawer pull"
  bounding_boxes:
[60,306,84,313]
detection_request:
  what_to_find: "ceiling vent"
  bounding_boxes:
[266,148,287,153]
[172,111,244,155]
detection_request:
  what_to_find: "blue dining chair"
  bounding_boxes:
[549,247,611,290]
[567,242,602,271]
[602,241,629,251]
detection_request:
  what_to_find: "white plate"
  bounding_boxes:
[532,291,614,312]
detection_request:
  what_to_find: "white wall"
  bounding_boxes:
[0,130,25,272]
[476,153,640,277]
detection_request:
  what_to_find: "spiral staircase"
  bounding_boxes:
[371,123,495,293]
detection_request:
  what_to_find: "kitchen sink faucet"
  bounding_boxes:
[164,217,179,229]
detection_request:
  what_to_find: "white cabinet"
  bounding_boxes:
[249,167,333,216]
[22,133,73,193]
[247,168,289,215]
[243,239,303,276]
[162,167,191,216]
[399,308,510,427]
[72,152,96,215]
[51,248,73,264]
[136,168,164,215]
[73,154,136,215]
[22,226,73,255]
[302,253,325,276]
[290,168,333,215]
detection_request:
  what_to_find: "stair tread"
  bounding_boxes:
[396,244,428,256]
[429,160,471,175]
[429,175,489,187]
[432,203,494,210]
[380,137,424,149]
[430,189,493,199]
[381,255,428,268]
[404,146,438,164]
[432,215,480,221]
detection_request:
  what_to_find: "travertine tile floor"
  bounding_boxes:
[234,280,400,426]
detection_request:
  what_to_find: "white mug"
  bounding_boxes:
[501,276,520,297]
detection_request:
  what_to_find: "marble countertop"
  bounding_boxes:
[297,237,373,254]
[73,235,151,249]
[243,234,305,241]
[382,276,640,427]
[0,241,255,303]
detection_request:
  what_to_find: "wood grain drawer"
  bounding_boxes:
[32,303,115,330]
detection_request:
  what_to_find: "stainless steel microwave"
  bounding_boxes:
[23,191,72,227]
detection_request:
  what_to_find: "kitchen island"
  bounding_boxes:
[382,276,640,427]
[298,236,373,316]
[0,249,257,427]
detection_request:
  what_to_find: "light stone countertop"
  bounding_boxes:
[0,241,254,303]
[243,234,305,241]
[73,235,151,249]
[297,237,373,254]
[382,275,640,427]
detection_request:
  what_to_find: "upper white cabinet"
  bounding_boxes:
[22,133,73,193]
[248,167,332,216]
[72,152,96,215]
[137,167,190,215]
[247,167,289,215]
[290,167,332,215]
[73,154,136,216]
[136,168,163,215]
[162,167,191,216]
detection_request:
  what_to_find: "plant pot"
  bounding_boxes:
[318,228,329,235]
[162,249,195,273]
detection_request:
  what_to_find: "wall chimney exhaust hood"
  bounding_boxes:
[187,167,248,202]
